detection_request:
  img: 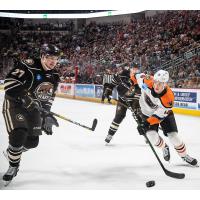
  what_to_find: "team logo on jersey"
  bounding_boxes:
[35,82,54,101]
[144,93,157,109]
[16,114,25,121]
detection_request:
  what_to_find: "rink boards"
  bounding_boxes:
[56,83,200,117]
[0,82,200,116]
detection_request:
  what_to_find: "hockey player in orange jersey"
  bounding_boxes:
[135,70,198,166]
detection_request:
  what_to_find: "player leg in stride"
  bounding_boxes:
[105,101,127,143]
[160,107,198,166]
[145,130,170,162]
[3,145,21,186]
[167,132,198,166]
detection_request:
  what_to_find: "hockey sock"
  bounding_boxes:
[155,136,166,149]
[174,143,187,157]
[7,144,23,167]
[146,130,166,149]
[167,132,187,157]
[108,121,120,136]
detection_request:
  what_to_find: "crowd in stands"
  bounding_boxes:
[168,54,200,88]
[0,17,74,31]
[0,10,200,88]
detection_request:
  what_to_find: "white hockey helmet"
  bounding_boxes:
[154,70,169,83]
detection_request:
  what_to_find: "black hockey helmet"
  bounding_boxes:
[121,62,130,70]
[40,44,61,57]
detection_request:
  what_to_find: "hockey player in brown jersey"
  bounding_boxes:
[2,44,61,184]
[104,63,141,143]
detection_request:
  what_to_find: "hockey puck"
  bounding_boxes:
[146,180,155,188]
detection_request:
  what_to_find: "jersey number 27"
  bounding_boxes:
[11,69,25,78]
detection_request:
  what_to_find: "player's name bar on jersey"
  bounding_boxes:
[0,10,144,19]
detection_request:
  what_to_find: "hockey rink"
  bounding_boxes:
[0,91,200,190]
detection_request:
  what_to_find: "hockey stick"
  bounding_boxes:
[49,111,98,131]
[38,107,98,132]
[117,97,185,179]
[141,131,185,179]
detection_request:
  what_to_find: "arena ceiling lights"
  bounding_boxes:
[0,10,144,18]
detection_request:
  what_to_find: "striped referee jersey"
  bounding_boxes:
[103,74,113,85]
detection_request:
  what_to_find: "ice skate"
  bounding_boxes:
[162,144,170,161]
[3,165,19,186]
[105,134,113,143]
[182,154,199,167]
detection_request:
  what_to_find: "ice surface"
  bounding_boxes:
[0,91,199,189]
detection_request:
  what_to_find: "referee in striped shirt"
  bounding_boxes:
[101,69,113,103]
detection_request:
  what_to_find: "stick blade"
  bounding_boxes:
[91,119,98,131]
[165,169,185,179]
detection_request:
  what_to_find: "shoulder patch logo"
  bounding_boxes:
[142,83,148,90]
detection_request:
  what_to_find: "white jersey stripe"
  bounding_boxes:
[3,100,11,132]
[6,100,14,131]
[4,83,22,92]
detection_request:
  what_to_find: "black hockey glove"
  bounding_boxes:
[21,94,39,112]
[42,114,59,135]
[137,120,150,135]
[105,87,112,97]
